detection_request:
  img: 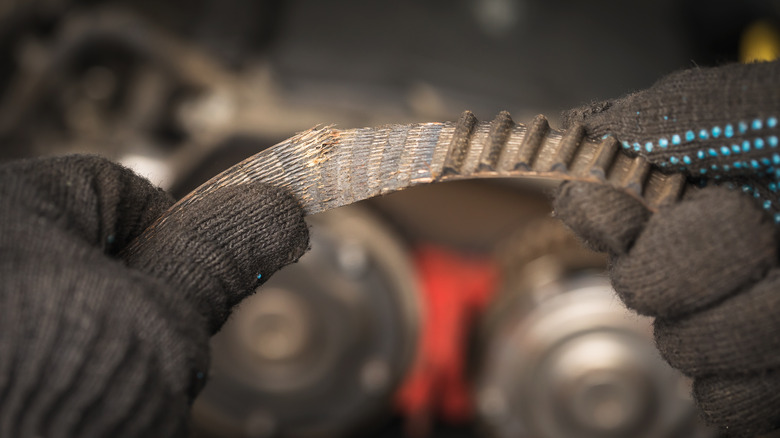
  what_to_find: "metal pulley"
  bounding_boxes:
[475,219,716,438]
[190,206,421,438]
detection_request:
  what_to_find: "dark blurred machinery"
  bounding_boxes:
[1,0,777,437]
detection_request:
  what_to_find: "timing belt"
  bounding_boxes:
[125,111,687,254]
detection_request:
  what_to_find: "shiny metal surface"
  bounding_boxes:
[477,219,716,438]
[478,276,715,438]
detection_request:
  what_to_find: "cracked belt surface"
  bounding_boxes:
[126,111,688,255]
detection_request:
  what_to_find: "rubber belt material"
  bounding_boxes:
[124,111,687,255]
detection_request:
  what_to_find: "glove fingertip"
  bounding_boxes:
[693,373,780,437]
[240,183,310,281]
[611,185,776,319]
[554,181,650,255]
[122,182,309,333]
[184,182,310,287]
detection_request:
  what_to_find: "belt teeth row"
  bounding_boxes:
[434,111,686,209]
[149,110,690,229]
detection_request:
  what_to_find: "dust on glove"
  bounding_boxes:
[0,155,309,438]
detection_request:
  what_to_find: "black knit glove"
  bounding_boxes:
[0,155,309,437]
[555,61,780,437]
[555,183,778,437]
[566,60,780,218]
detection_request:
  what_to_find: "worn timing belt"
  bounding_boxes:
[126,111,687,253]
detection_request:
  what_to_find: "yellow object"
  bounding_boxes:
[740,21,780,63]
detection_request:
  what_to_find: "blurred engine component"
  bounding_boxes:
[190,206,421,438]
[0,8,200,160]
[475,219,717,438]
[6,0,771,168]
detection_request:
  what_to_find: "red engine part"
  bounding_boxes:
[396,245,498,436]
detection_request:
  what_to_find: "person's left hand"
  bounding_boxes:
[0,155,309,438]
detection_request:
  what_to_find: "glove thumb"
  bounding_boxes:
[123,183,309,333]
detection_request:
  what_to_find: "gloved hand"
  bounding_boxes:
[0,155,309,438]
[564,61,780,186]
[556,183,779,437]
[554,60,780,437]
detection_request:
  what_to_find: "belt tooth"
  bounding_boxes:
[589,136,619,180]
[478,111,515,171]
[623,157,652,197]
[655,172,687,207]
[442,111,478,176]
[549,123,585,172]
[514,114,549,170]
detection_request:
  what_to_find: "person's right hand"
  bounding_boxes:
[552,60,780,437]
[554,181,779,437]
